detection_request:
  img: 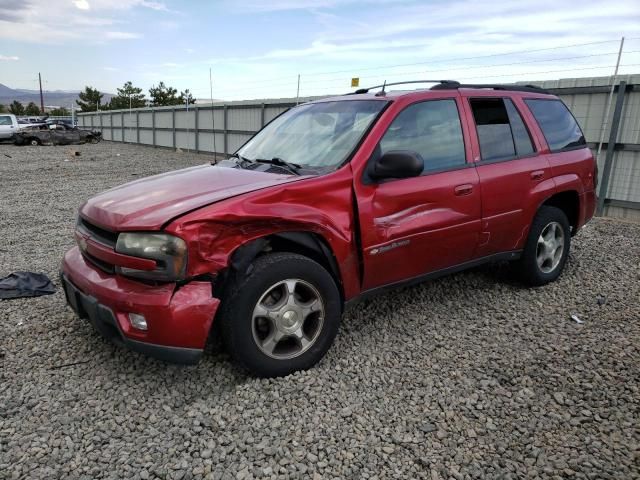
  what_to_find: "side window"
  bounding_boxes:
[0,116,12,126]
[524,99,586,152]
[504,99,535,156]
[379,99,466,174]
[470,98,534,162]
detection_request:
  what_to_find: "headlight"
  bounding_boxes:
[115,232,187,282]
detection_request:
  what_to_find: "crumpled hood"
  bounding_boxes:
[80,164,304,230]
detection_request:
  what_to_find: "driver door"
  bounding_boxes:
[355,97,481,291]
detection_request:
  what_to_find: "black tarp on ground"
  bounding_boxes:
[0,272,56,300]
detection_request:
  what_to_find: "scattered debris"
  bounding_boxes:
[597,295,607,306]
[50,360,91,370]
[570,313,584,324]
[0,271,56,300]
[68,149,81,157]
[4,153,11,158]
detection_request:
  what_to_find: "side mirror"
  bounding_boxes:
[371,150,424,180]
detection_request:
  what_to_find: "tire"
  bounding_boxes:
[219,252,341,377]
[29,138,40,146]
[517,206,571,286]
[88,136,99,144]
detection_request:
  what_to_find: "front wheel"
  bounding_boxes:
[29,138,40,146]
[517,206,571,286]
[219,252,341,377]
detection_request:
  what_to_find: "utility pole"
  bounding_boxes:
[38,72,45,114]
[596,36,625,163]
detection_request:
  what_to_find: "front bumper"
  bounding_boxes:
[61,246,220,364]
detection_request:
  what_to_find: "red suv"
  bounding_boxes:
[61,81,596,376]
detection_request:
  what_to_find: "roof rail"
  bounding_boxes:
[430,83,549,94]
[351,80,460,95]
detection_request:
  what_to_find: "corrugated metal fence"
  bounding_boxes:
[78,75,640,220]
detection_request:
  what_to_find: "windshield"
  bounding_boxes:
[236,100,386,170]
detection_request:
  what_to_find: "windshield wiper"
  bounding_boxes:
[225,153,254,168]
[254,157,302,175]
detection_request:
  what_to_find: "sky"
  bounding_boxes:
[0,0,639,101]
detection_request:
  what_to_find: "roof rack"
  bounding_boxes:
[350,80,548,95]
[351,80,459,95]
[430,83,548,94]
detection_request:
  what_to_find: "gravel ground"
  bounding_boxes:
[0,141,639,480]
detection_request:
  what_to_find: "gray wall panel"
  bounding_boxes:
[197,108,224,130]
[198,132,225,152]
[176,131,195,150]
[176,110,195,129]
[139,112,153,128]
[139,129,153,145]
[155,130,173,147]
[155,111,173,129]
[124,128,137,143]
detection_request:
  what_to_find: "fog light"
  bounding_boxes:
[128,313,148,331]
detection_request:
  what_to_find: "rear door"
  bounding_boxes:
[463,95,555,257]
[355,96,482,291]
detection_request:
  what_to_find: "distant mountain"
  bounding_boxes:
[0,83,114,109]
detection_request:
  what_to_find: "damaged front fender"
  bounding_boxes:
[164,166,362,300]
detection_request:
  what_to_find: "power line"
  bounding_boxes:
[293,63,640,96]
[197,49,640,97]
[195,37,639,91]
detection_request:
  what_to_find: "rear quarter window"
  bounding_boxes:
[524,99,586,152]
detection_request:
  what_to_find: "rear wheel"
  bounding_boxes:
[29,138,40,146]
[88,136,99,144]
[517,206,571,286]
[219,252,341,377]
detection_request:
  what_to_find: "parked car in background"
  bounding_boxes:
[46,118,77,129]
[61,80,596,377]
[0,113,20,141]
[14,123,101,145]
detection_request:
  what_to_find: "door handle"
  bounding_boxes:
[454,184,473,196]
[531,170,545,180]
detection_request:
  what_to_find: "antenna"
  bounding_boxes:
[375,80,387,97]
[209,68,217,161]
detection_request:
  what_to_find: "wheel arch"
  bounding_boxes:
[217,230,344,306]
[540,190,580,234]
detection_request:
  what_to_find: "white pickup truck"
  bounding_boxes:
[0,113,20,141]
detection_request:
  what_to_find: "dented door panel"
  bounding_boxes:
[357,168,481,290]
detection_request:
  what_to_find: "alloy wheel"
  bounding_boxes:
[251,278,325,360]
[536,221,565,273]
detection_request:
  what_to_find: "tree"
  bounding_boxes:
[0,104,6,113]
[25,102,41,116]
[76,86,104,112]
[179,89,196,106]
[9,100,25,115]
[50,107,70,116]
[149,81,178,106]
[109,81,147,110]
